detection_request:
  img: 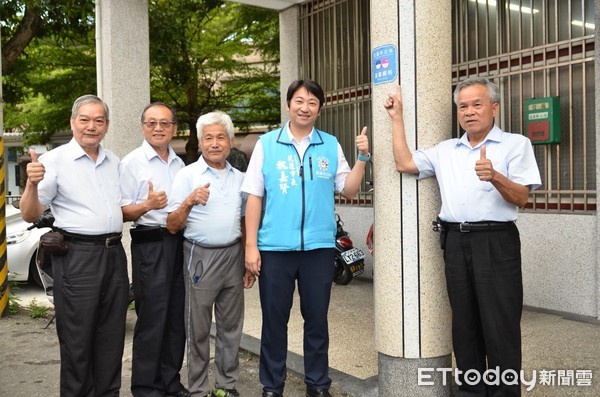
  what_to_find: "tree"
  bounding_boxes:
[1,1,95,75]
[1,0,97,141]
[149,0,281,163]
[2,0,281,156]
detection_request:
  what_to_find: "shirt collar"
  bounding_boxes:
[196,154,233,174]
[278,121,324,145]
[457,124,503,149]
[67,137,108,164]
[141,139,178,164]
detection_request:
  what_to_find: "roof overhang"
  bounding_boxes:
[228,0,304,11]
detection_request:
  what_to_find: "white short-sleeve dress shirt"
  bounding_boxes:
[412,125,542,223]
[120,140,185,227]
[37,138,123,234]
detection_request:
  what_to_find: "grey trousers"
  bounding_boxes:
[183,239,245,396]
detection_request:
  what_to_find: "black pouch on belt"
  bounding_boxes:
[432,218,447,250]
[40,231,69,255]
[130,226,163,243]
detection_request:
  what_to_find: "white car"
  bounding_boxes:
[6,203,51,287]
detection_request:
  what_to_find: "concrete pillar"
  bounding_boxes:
[278,7,300,123]
[371,1,453,395]
[595,0,600,321]
[96,0,150,158]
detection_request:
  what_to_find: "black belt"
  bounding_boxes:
[60,230,122,248]
[443,221,514,233]
[130,225,173,243]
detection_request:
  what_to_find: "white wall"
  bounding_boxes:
[520,213,598,318]
[340,207,600,319]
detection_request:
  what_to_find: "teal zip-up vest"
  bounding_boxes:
[258,127,339,251]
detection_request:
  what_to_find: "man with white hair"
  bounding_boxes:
[167,111,255,397]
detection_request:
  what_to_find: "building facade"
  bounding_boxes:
[237,0,600,322]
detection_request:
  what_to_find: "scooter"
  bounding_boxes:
[333,213,365,285]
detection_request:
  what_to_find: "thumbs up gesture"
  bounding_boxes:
[26,148,46,185]
[145,180,168,210]
[474,145,495,181]
[188,182,211,206]
[356,126,369,157]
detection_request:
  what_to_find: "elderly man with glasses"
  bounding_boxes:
[121,102,189,397]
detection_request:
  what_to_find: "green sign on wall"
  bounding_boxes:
[524,97,561,145]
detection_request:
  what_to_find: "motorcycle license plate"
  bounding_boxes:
[341,247,365,265]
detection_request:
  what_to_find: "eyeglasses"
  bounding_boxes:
[142,120,176,129]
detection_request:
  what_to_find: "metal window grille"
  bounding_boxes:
[452,0,595,212]
[298,0,373,206]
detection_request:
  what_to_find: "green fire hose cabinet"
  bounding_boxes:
[524,97,561,145]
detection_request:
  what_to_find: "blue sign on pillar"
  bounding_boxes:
[372,44,398,85]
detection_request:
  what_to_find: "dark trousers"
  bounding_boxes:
[444,224,523,397]
[258,249,335,395]
[131,232,186,397]
[52,241,129,397]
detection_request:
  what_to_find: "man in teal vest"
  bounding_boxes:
[242,79,370,397]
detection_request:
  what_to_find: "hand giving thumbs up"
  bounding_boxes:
[146,180,168,210]
[474,145,495,181]
[26,148,46,185]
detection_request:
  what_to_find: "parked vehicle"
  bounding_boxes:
[6,203,52,287]
[333,213,365,285]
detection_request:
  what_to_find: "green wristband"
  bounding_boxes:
[358,152,371,162]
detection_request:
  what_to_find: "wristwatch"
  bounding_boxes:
[358,152,371,162]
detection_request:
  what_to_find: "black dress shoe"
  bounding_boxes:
[262,391,282,397]
[167,388,191,397]
[306,387,331,397]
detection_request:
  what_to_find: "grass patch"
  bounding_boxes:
[8,282,23,315]
[28,297,49,318]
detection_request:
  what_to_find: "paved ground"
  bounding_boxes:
[0,282,351,397]
[0,307,353,397]
[3,281,600,396]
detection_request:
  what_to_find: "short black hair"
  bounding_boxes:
[286,79,325,110]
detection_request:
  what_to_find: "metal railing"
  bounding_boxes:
[452,0,596,212]
[299,0,373,207]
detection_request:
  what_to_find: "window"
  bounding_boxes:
[299,0,372,205]
[453,0,595,211]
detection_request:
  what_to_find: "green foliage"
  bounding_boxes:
[2,0,281,157]
[27,297,49,318]
[148,0,281,162]
[2,0,97,136]
[8,283,23,315]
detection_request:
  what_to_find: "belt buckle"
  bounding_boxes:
[105,235,120,248]
[459,222,470,233]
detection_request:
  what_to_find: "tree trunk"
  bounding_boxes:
[185,123,200,165]
[2,7,43,75]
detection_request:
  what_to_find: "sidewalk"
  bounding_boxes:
[3,279,600,396]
